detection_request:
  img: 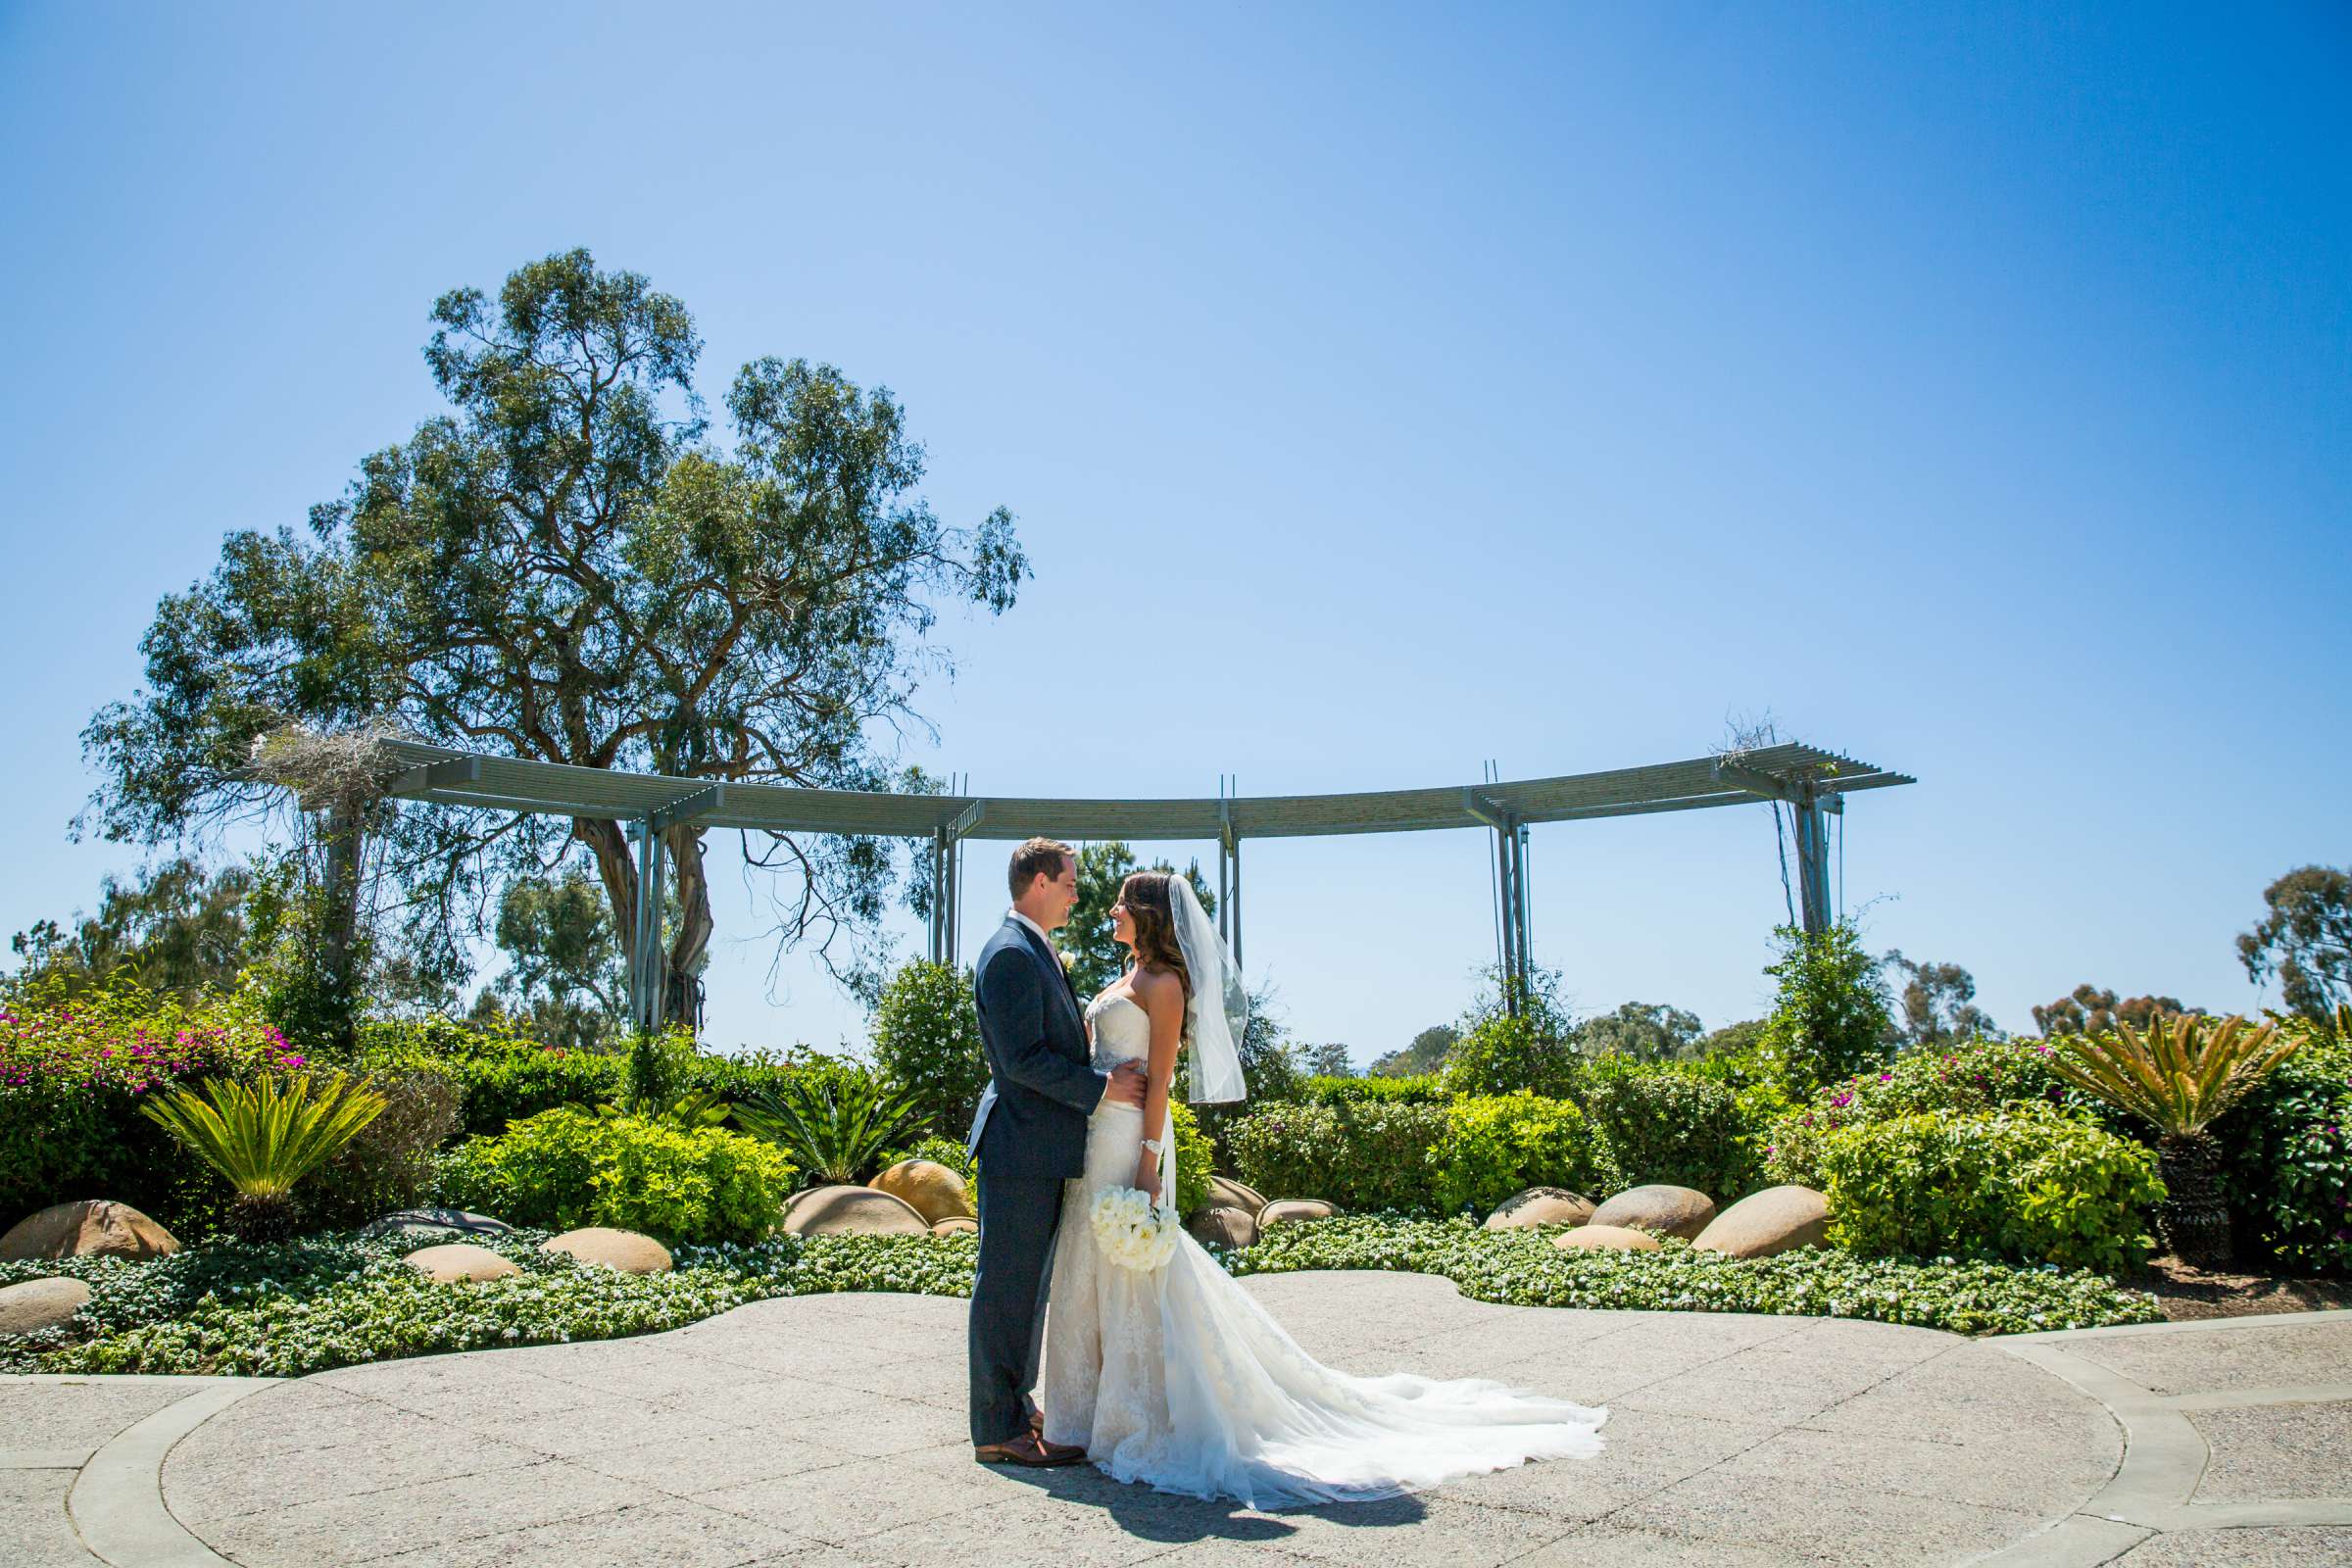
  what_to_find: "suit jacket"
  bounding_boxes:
[964,915,1107,1179]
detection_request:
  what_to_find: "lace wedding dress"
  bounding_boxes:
[1039,992,1608,1508]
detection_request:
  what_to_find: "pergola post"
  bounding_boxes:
[1465,791,1531,1014]
[1791,785,1838,935]
[627,816,667,1036]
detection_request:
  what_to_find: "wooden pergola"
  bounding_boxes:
[368,739,1913,1032]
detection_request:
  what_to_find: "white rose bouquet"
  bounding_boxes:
[1089,1184,1179,1273]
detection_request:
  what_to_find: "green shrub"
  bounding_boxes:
[1170,1102,1214,1220]
[435,1107,797,1245]
[0,974,311,1242]
[1816,1107,2163,1273]
[300,1063,462,1231]
[1429,1092,1609,1215]
[1757,921,1892,1094]
[2219,1022,2352,1275]
[1576,1060,1761,1200]
[1224,1100,1450,1214]
[1298,1073,1447,1104]
[733,1058,923,1187]
[869,961,989,1138]
[1441,1012,1582,1100]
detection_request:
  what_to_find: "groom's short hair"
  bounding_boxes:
[1008,837,1074,900]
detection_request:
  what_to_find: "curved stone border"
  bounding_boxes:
[1975,1309,2352,1566]
[58,1375,282,1567]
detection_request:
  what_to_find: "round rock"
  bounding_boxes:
[1484,1187,1596,1230]
[1692,1185,1831,1259]
[0,1200,179,1262]
[358,1208,514,1245]
[1589,1185,1717,1240]
[929,1216,978,1238]
[1188,1204,1258,1250]
[1207,1176,1268,1216]
[0,1276,93,1336]
[779,1185,930,1238]
[1258,1199,1338,1229]
[542,1227,672,1274]
[870,1160,975,1225]
[402,1243,520,1283]
[1554,1224,1662,1252]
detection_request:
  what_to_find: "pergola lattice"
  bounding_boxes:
[368,739,1914,1032]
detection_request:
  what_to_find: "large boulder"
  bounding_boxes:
[0,1200,179,1263]
[1188,1204,1258,1250]
[780,1185,930,1238]
[930,1217,978,1238]
[871,1160,975,1225]
[1484,1187,1596,1231]
[1692,1186,1831,1259]
[542,1227,672,1274]
[1589,1185,1717,1241]
[1554,1224,1662,1252]
[359,1208,514,1245]
[1207,1176,1267,1216]
[0,1277,92,1337]
[402,1243,520,1283]
[1258,1199,1338,1230]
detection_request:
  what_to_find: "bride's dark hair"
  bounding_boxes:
[1120,870,1193,1028]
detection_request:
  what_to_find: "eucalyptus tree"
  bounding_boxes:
[80,249,1027,1021]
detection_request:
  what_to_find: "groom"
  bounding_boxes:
[965,836,1147,1466]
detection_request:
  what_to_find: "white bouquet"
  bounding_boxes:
[1089,1184,1180,1273]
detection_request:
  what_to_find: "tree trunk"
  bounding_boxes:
[662,824,713,1031]
[318,801,366,1049]
[2156,1131,2232,1267]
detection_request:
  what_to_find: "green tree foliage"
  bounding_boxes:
[1058,841,1216,998]
[1577,1002,1704,1063]
[2237,864,2352,1024]
[487,864,628,1052]
[1441,965,1580,1099]
[1294,1041,1353,1077]
[9,856,252,999]
[869,960,990,1137]
[1882,952,2001,1048]
[2031,985,2195,1038]
[1371,1024,1456,1078]
[78,248,1027,1019]
[1758,922,1891,1093]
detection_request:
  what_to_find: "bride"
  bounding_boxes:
[1039,870,1608,1509]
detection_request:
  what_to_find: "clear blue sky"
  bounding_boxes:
[3,3,2345,1063]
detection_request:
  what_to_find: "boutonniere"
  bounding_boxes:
[1057,947,1076,972]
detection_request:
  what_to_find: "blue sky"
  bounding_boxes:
[3,3,2345,1063]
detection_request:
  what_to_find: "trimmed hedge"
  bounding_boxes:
[1224,1100,1450,1214]
[1429,1092,1609,1214]
[1816,1107,2163,1273]
[434,1107,799,1245]
[1576,1060,1758,1200]
[2219,1026,2352,1275]
[1298,1074,1448,1105]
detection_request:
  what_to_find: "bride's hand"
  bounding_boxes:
[1134,1152,1162,1203]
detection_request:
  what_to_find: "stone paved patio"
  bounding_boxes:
[4,1273,2347,1566]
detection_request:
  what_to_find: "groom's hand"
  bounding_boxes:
[1103,1063,1148,1107]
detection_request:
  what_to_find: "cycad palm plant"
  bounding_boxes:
[733,1074,925,1187]
[2044,1014,2300,1265]
[139,1069,390,1243]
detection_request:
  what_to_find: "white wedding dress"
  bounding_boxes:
[1040,992,1608,1509]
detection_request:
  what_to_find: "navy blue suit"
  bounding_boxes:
[964,915,1107,1446]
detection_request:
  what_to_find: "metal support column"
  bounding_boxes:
[926,831,947,962]
[628,816,668,1035]
[1791,785,1835,935]
[1465,788,1529,1015]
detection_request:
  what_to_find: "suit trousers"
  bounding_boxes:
[967,1167,1067,1446]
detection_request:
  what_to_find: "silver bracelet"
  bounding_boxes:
[1140,1138,1164,1153]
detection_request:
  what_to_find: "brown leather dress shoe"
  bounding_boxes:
[974,1432,1084,1467]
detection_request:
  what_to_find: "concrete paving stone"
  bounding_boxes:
[680,1375,896,1430]
[1247,1494,1578,1566]
[1555,1312,1815,1368]
[1612,1348,1895,1426]
[850,1491,1179,1568]
[1612,1471,2047,1566]
[2063,1323,2352,1396]
[1514,1521,1820,1566]
[567,1429,847,1493]
[168,1382,456,1461]
[1766,1317,1965,1371]
[194,1457,668,1567]
[691,1447,1004,1544]
[0,1378,201,1451]
[427,1390,753,1456]
[1574,1407,1784,1473]
[498,1340,767,1399]
[317,1357,616,1417]
[1427,1458,1690,1522]
[1122,1539,1320,1566]
[1478,1348,1668,1403]
[1707,1423,2117,1516]
[2108,1525,2352,1566]
[795,1349,970,1406]
[666,1331,908,1380]
[1800,1343,2108,1437]
[2190,1399,2352,1502]
[360,1493,813,1568]
[162,1422,546,1525]
[782,1396,967,1457]
[0,1469,104,1567]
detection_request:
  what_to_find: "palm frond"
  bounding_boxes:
[734,1073,925,1186]
[138,1070,390,1199]
[2044,1014,2300,1138]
